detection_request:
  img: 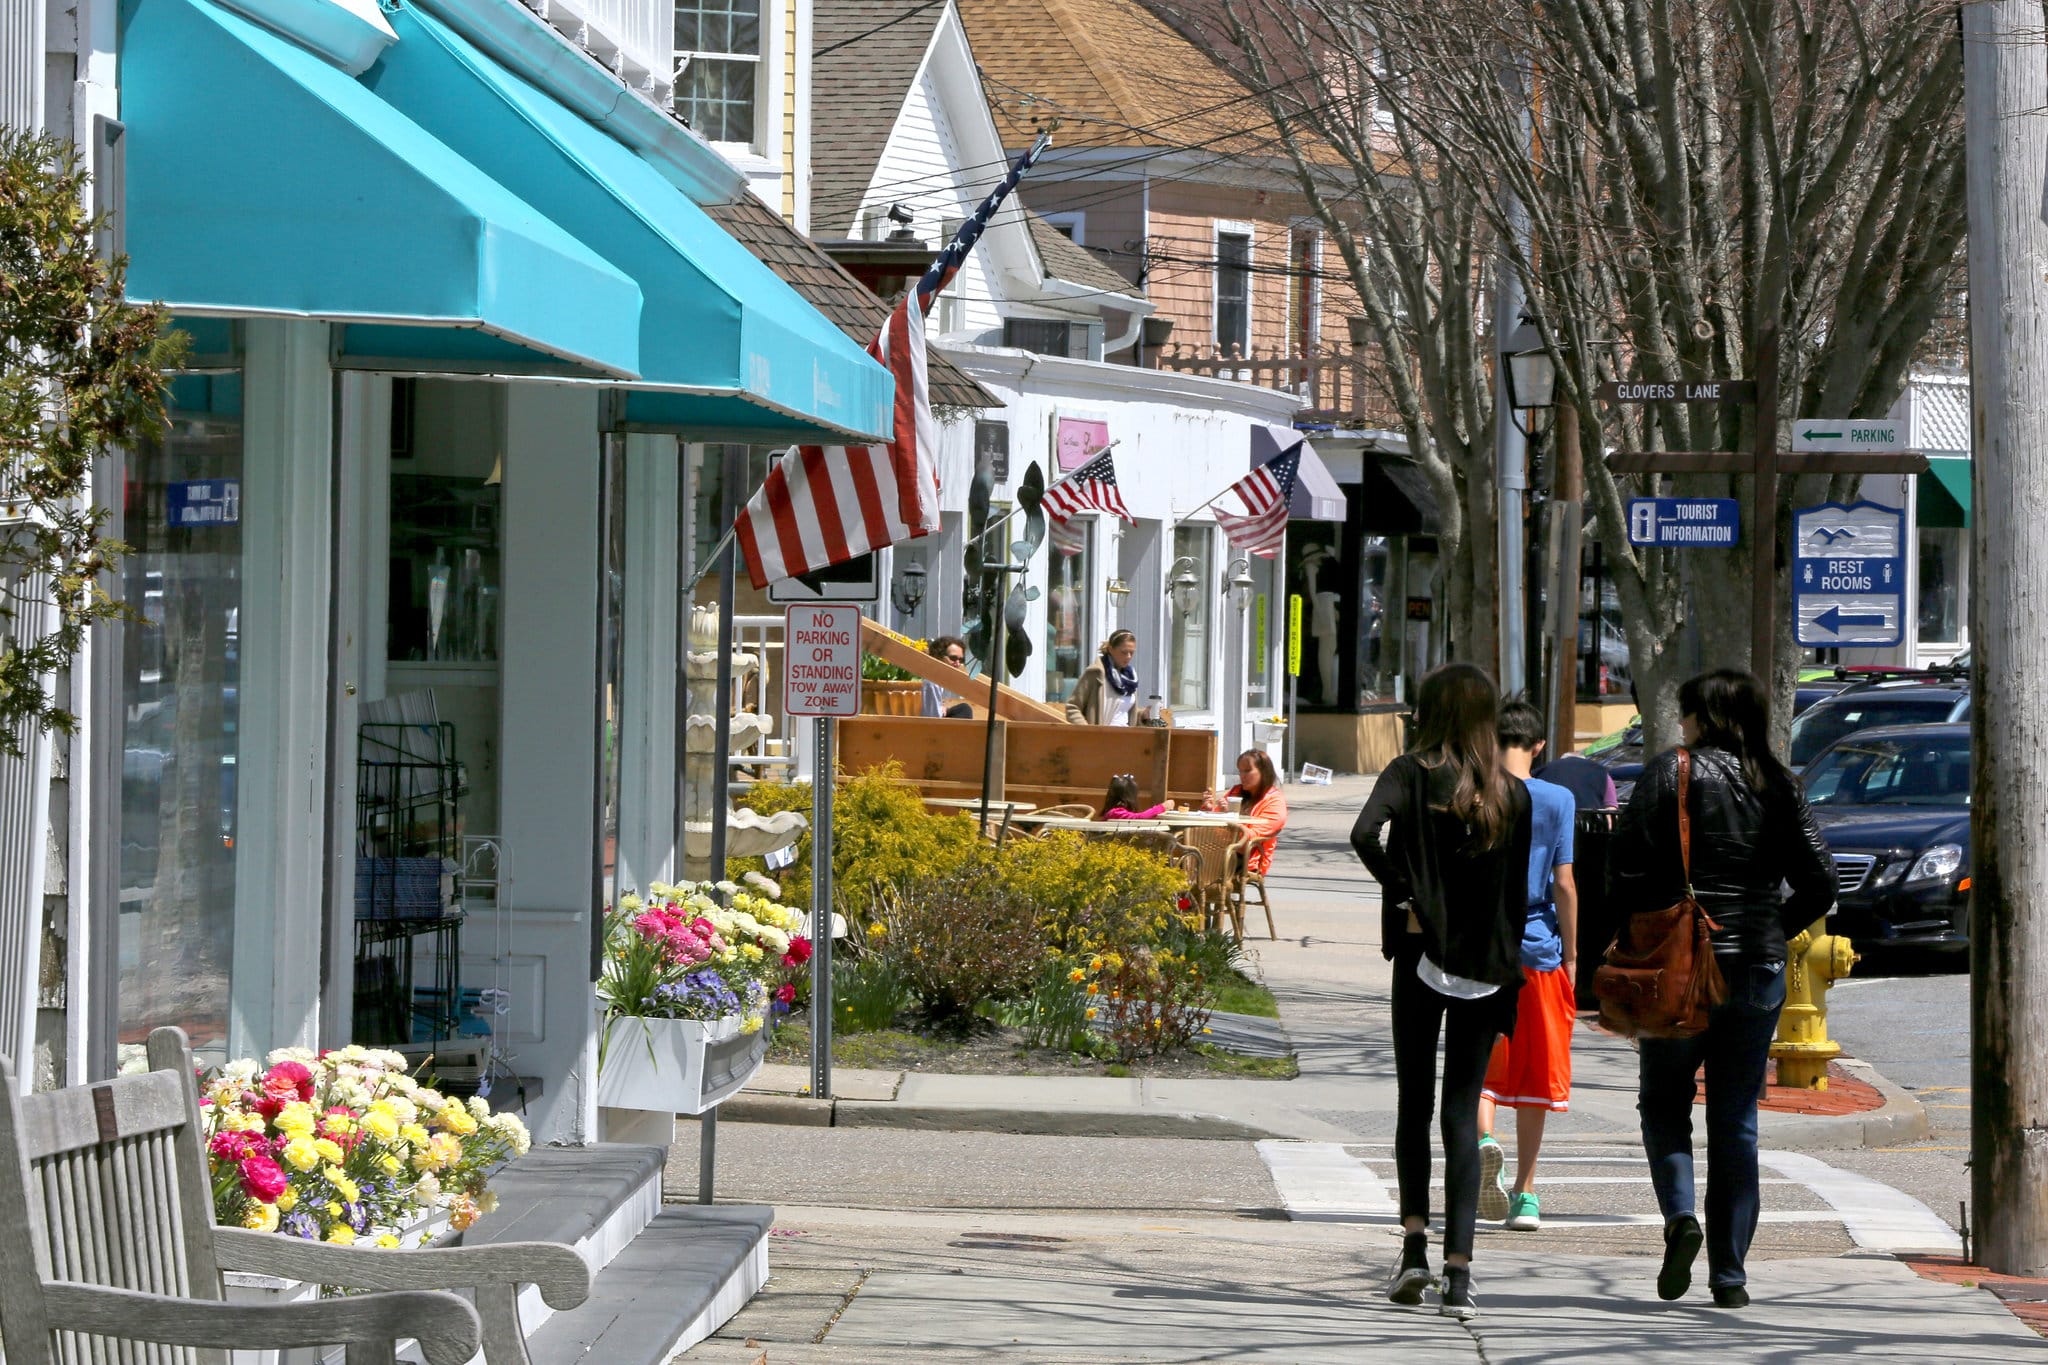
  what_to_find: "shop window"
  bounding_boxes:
[1045,519,1092,704]
[1171,524,1213,713]
[676,0,761,147]
[1215,230,1251,355]
[1918,527,1965,645]
[118,372,245,1059]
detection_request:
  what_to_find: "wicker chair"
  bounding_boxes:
[1229,835,1278,940]
[1034,803,1099,818]
[1176,824,1245,938]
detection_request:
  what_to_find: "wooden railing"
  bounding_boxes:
[1155,342,1406,429]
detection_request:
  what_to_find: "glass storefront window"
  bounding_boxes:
[1918,527,1964,644]
[119,373,244,1059]
[1044,520,1092,702]
[1171,525,1212,712]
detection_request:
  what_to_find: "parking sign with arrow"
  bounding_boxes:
[1792,501,1905,647]
[1791,419,1908,453]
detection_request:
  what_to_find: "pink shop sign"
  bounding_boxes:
[1056,417,1110,471]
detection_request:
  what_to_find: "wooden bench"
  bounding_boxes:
[0,1029,769,1365]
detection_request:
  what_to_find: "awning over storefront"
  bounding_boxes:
[365,7,895,445]
[120,0,644,377]
[1253,425,1347,522]
[1919,456,1971,530]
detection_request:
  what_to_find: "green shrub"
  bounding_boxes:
[996,958,1101,1055]
[831,952,914,1033]
[871,862,1047,1031]
[997,831,1187,956]
[733,765,980,919]
[1083,945,1213,1062]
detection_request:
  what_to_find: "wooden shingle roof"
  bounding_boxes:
[1024,209,1142,298]
[702,194,999,411]
[811,1,949,235]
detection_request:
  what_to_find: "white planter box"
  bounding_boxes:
[596,1015,767,1115]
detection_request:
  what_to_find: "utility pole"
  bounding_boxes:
[1749,325,1782,688]
[1962,0,2048,1276]
[1493,56,1534,696]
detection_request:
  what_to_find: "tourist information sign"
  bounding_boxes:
[1792,501,1906,647]
[1626,497,1741,547]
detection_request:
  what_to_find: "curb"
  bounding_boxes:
[716,1093,1276,1141]
[1759,1057,1930,1149]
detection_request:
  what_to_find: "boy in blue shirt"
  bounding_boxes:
[1476,699,1578,1230]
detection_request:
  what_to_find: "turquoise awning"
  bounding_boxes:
[120,0,643,378]
[363,6,894,444]
[1920,456,1971,530]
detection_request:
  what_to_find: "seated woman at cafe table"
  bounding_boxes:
[1066,629,1140,725]
[1202,749,1289,876]
[1097,773,1177,820]
[920,635,975,719]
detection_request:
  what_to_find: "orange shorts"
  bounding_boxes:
[1482,965,1576,1111]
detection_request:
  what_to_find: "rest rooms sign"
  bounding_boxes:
[784,604,862,717]
[1792,501,1906,647]
[1626,497,1740,547]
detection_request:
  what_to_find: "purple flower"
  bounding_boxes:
[283,1211,320,1240]
[347,1201,368,1232]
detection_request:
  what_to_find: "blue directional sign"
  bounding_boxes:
[166,478,240,528]
[1793,501,1905,647]
[1626,497,1740,547]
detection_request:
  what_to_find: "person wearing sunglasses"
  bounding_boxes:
[920,636,975,719]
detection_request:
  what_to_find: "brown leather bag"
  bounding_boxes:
[1594,749,1729,1038]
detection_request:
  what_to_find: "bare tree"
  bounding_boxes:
[1160,0,1966,745]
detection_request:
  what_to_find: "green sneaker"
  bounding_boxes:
[1506,1192,1540,1230]
[1478,1136,1509,1220]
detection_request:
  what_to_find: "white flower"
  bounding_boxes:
[265,1046,316,1066]
[467,1096,491,1120]
[222,1059,259,1086]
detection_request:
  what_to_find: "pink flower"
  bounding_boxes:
[775,983,797,1005]
[262,1061,315,1103]
[239,1155,289,1204]
[783,936,813,967]
[210,1131,262,1163]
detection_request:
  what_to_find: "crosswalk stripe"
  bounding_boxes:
[1255,1140,1397,1220]
[1760,1150,1962,1253]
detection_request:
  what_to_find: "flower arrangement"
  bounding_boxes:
[200,1046,530,1245]
[598,880,813,1037]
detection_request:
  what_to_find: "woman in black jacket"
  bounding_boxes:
[1352,663,1532,1321]
[1608,669,1836,1309]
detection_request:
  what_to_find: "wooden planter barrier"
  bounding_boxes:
[833,714,1220,812]
[861,679,923,716]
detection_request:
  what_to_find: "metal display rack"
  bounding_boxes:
[354,720,465,1046]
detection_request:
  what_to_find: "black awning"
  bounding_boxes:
[1355,453,1441,536]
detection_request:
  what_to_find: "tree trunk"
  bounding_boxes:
[1964,0,2048,1277]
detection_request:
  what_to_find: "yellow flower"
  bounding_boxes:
[1089,956,1104,970]
[362,1108,400,1141]
[438,1105,478,1137]
[1201,1027,1213,1035]
[325,1169,359,1203]
[400,1122,431,1147]
[1087,982,1100,995]
[740,943,763,962]
[323,1113,356,1137]
[1067,968,1086,983]
[326,1202,343,1218]
[242,1203,280,1233]
[282,1138,321,1172]
[449,1196,482,1233]
[1085,1008,1098,1020]
[276,1188,298,1213]
[375,1234,402,1249]
[313,1138,346,1165]
[326,1226,356,1246]
[273,1104,316,1139]
[866,922,887,939]
[379,1153,404,1177]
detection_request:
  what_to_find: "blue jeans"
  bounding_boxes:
[1637,959,1787,1289]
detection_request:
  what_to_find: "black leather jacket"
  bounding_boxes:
[1607,745,1837,963]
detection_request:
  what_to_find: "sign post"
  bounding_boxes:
[1285,594,1302,781]
[783,603,861,1101]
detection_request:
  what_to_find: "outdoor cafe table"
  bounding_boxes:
[922,797,1036,815]
[1006,814,1174,835]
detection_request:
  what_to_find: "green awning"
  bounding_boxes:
[1920,457,1971,529]
[119,0,644,377]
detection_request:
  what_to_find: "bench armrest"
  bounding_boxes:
[214,1228,591,1308]
[215,1228,591,1365]
[42,1279,480,1365]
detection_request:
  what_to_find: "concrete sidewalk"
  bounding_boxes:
[726,778,1926,1149]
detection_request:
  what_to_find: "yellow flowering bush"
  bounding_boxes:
[202,1045,529,1243]
[1082,946,1212,1062]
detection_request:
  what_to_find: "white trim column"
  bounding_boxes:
[618,434,680,895]
[229,318,334,1060]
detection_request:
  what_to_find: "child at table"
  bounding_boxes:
[1099,773,1171,820]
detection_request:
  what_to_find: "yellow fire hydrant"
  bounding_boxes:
[1770,917,1859,1089]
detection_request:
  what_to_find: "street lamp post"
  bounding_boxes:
[1501,337,1560,720]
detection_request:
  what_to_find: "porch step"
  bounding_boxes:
[459,1144,666,1252]
[523,1206,773,1365]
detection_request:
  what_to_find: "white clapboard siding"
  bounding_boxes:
[1,0,45,134]
[0,565,54,1089]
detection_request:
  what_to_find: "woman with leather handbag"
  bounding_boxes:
[1352,663,1532,1322]
[1606,670,1836,1309]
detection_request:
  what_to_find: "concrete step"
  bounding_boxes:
[523,1206,773,1365]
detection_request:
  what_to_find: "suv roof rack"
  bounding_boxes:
[1829,665,1967,687]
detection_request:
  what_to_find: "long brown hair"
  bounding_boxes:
[1411,662,1513,848]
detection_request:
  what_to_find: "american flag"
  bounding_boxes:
[1041,447,1133,526]
[736,134,1052,589]
[1212,441,1303,557]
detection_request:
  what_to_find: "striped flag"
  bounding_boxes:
[736,134,1052,589]
[1041,447,1133,525]
[1211,441,1302,557]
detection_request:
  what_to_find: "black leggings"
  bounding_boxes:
[1391,944,1505,1261]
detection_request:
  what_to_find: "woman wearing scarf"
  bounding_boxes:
[1065,630,1141,725]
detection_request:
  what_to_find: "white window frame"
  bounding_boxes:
[675,0,770,157]
[1041,211,1086,244]
[1214,220,1255,356]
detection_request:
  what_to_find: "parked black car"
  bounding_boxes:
[1788,678,1971,771]
[1801,722,1971,959]
[1589,680,1853,802]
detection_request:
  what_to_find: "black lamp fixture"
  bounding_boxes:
[1224,557,1255,614]
[1168,556,1201,617]
[1501,319,1559,441]
[891,559,928,615]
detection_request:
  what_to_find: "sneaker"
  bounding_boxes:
[1712,1285,1750,1309]
[1438,1265,1479,1321]
[1478,1136,1509,1220]
[1386,1232,1433,1306]
[1505,1192,1540,1230]
[1659,1214,1704,1301]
